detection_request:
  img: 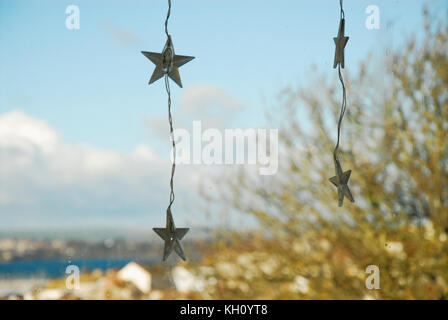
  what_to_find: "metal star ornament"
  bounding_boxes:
[141,35,194,88]
[333,18,349,69]
[329,159,354,207]
[153,208,189,261]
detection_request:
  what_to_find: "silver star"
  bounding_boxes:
[333,19,349,69]
[141,35,194,88]
[153,208,189,261]
[329,159,354,207]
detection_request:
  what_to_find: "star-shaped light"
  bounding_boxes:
[153,208,189,261]
[141,35,194,88]
[333,18,349,69]
[329,159,354,207]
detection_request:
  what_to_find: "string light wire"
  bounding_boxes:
[334,0,347,164]
[164,0,176,212]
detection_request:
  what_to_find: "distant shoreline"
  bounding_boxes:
[0,258,157,279]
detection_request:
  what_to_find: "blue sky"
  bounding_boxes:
[0,0,445,232]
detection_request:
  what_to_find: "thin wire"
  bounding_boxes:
[166,74,176,210]
[165,0,171,37]
[164,0,176,211]
[333,64,347,162]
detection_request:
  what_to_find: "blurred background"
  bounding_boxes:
[0,0,446,299]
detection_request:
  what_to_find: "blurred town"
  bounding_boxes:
[0,236,201,300]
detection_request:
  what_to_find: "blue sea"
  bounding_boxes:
[0,258,156,279]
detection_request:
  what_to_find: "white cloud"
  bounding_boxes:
[147,84,245,140]
[103,22,140,46]
[0,110,60,154]
[0,110,198,229]
[180,84,242,115]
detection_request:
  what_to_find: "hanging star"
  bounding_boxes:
[329,159,354,207]
[142,35,194,88]
[153,208,189,261]
[333,18,349,69]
